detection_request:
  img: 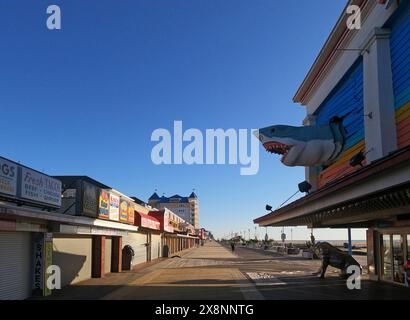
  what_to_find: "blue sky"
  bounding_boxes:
[0,0,365,240]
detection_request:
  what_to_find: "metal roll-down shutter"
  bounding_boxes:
[0,231,31,300]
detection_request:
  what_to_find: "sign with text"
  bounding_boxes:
[81,181,99,217]
[140,214,160,230]
[163,211,174,233]
[109,194,120,221]
[0,158,17,196]
[21,167,62,207]
[127,203,135,225]
[119,200,129,222]
[32,233,53,296]
[98,190,110,219]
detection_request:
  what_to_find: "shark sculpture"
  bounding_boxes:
[254,117,346,167]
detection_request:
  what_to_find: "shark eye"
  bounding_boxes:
[270,128,275,133]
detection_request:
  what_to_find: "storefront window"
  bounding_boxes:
[392,235,405,284]
[407,235,410,261]
[382,235,392,281]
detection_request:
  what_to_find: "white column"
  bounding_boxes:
[362,28,397,162]
[303,115,318,191]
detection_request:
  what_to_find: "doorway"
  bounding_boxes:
[380,233,407,284]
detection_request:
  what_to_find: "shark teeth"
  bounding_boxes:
[264,142,291,156]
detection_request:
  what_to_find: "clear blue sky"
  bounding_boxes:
[0,0,365,240]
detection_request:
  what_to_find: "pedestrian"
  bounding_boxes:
[231,242,235,252]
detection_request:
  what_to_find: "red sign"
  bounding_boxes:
[135,212,160,230]
[149,210,173,232]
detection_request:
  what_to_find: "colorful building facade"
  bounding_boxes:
[254,0,410,286]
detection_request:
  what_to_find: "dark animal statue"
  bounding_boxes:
[311,242,362,279]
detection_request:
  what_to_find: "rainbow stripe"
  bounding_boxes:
[318,140,365,188]
[396,101,410,148]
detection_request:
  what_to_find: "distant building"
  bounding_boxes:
[148,192,199,229]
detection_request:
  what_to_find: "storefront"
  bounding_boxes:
[148,208,198,256]
[253,0,410,288]
[54,177,142,277]
[53,234,93,286]
[0,168,150,299]
[134,210,161,261]
[0,156,61,299]
[122,231,147,267]
[369,224,410,286]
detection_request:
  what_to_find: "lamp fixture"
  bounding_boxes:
[298,181,312,193]
[349,151,366,167]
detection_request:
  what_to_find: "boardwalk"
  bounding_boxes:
[43,241,410,300]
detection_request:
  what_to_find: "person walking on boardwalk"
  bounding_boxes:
[231,242,235,252]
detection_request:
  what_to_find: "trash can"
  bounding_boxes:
[122,245,135,270]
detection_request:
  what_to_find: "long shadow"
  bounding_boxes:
[52,251,87,287]
[42,276,410,300]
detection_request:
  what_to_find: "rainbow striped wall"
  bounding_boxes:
[389,1,410,148]
[313,58,364,188]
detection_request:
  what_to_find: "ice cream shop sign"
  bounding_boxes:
[0,156,62,209]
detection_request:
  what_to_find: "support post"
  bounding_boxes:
[111,236,122,273]
[92,235,106,278]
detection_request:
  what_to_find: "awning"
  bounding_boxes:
[148,210,174,233]
[134,211,160,230]
[0,201,141,233]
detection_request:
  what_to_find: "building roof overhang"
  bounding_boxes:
[254,146,410,228]
[293,0,376,105]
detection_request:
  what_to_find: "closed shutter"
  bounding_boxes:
[0,231,31,300]
[104,238,112,274]
[122,232,147,266]
[151,234,161,260]
[53,235,92,287]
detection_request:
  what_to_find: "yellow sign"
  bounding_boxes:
[43,239,53,296]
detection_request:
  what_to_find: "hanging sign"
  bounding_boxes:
[32,233,53,297]
[0,157,17,196]
[119,200,128,222]
[21,167,62,207]
[98,190,110,219]
[109,194,120,221]
[127,203,135,225]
